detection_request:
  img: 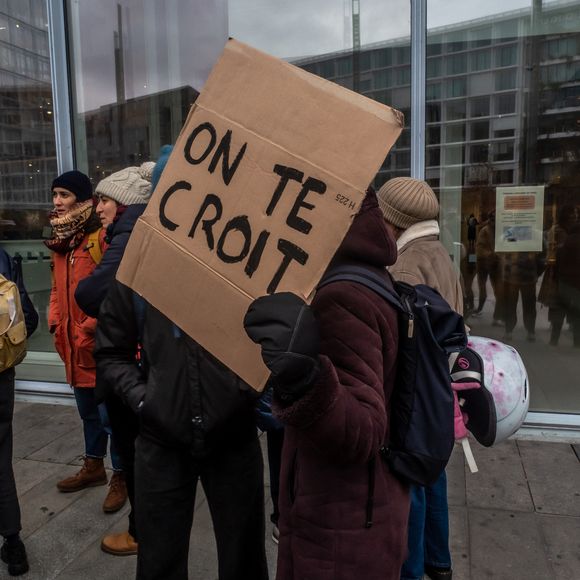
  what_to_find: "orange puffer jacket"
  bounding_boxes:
[48,230,105,387]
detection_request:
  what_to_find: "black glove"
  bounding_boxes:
[244,292,320,402]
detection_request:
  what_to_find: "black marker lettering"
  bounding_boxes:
[207,130,248,186]
[244,230,271,278]
[266,165,304,216]
[216,216,252,264]
[267,239,308,294]
[286,177,327,234]
[184,122,217,166]
[159,180,191,232]
[188,194,223,250]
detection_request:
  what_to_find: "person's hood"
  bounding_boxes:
[107,203,147,239]
[331,188,398,269]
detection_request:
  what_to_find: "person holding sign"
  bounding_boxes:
[244,189,409,580]
[94,282,269,579]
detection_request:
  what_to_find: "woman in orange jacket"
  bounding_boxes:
[45,170,126,513]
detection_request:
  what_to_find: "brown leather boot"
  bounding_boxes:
[57,457,107,492]
[102,471,128,513]
[100,531,138,556]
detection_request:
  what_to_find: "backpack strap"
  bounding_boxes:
[318,265,403,312]
[87,229,104,264]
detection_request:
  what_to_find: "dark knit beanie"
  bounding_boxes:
[51,170,93,202]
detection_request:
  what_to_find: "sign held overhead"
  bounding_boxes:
[117,39,403,390]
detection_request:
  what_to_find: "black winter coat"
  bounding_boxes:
[94,280,258,453]
[75,204,146,318]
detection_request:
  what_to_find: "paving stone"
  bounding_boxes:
[13,403,76,436]
[55,511,135,580]
[517,440,580,517]
[13,416,78,460]
[21,484,129,580]
[538,514,580,580]
[449,506,470,580]
[19,465,105,540]
[469,508,551,580]
[13,459,63,496]
[27,426,84,465]
[465,440,533,512]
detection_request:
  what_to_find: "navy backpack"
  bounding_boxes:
[318,265,467,486]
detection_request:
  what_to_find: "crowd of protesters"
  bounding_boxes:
[1,153,469,580]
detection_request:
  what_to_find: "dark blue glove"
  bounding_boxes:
[244,292,320,402]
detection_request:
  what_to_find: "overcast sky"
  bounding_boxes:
[73,0,537,112]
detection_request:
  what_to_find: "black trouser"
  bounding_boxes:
[105,393,139,539]
[0,368,21,538]
[504,281,537,334]
[477,263,502,319]
[134,433,268,580]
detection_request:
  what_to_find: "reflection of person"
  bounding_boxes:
[45,171,124,510]
[467,213,478,252]
[75,161,156,556]
[540,206,574,346]
[0,248,38,577]
[500,249,545,342]
[94,283,268,579]
[475,211,503,323]
[556,216,580,347]
[377,177,462,580]
[244,189,409,580]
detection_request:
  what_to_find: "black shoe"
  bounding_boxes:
[425,564,452,580]
[1,538,29,576]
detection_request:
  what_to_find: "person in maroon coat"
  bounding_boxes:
[245,190,410,580]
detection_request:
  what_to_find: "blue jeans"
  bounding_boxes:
[73,387,122,471]
[401,471,451,580]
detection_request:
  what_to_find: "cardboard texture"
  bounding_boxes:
[117,39,403,390]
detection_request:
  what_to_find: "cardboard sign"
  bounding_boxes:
[117,39,403,390]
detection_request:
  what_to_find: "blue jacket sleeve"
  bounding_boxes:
[75,232,129,318]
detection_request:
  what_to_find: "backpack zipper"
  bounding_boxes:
[402,295,414,338]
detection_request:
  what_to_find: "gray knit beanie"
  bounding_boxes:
[376,177,439,229]
[95,162,156,206]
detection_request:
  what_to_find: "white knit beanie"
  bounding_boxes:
[95,162,156,206]
[376,177,439,229]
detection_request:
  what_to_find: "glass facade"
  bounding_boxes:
[2,0,580,423]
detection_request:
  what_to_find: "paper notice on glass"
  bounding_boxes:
[495,186,545,252]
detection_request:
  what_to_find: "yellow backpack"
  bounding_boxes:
[87,229,104,264]
[0,274,27,371]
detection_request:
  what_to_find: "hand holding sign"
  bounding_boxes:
[244,292,320,402]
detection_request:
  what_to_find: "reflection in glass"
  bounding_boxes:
[0,1,57,353]
[229,0,411,187]
[427,0,580,414]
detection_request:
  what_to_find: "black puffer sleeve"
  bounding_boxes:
[94,280,146,413]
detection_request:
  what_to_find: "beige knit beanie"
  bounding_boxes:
[95,162,156,206]
[376,177,439,229]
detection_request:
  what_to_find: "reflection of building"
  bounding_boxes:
[0,6,56,213]
[292,0,580,204]
[81,85,198,182]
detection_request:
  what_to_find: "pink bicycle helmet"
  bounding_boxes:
[450,336,529,446]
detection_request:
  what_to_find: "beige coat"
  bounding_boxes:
[389,222,463,315]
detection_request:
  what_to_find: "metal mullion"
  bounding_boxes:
[410,0,427,179]
[47,0,74,172]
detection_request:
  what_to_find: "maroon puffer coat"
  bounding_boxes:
[274,191,410,580]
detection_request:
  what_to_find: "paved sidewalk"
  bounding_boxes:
[4,400,580,580]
